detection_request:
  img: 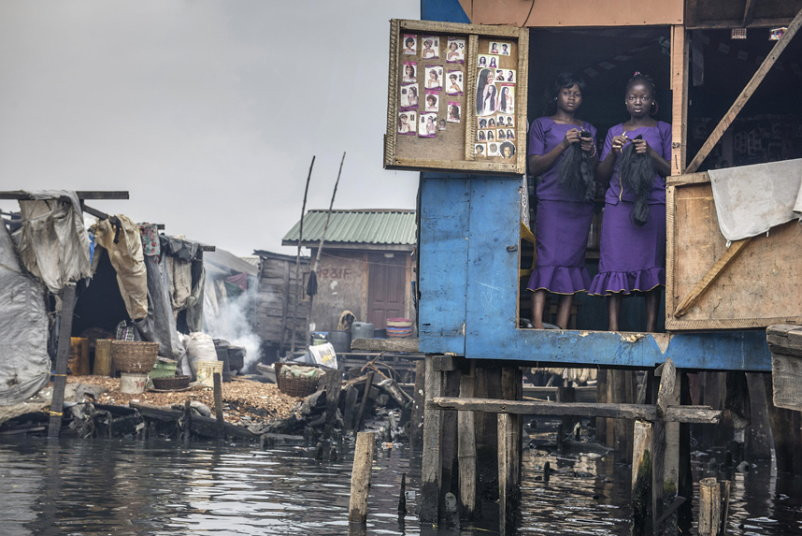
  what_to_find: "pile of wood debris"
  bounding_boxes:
[66,375,300,426]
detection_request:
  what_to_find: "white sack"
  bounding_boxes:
[0,223,50,405]
[185,332,217,378]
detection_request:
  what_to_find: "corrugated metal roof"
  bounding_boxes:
[282,209,416,246]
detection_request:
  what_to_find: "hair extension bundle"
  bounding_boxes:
[619,136,655,225]
[558,142,596,202]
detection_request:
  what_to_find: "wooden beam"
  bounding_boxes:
[0,190,129,200]
[742,0,757,27]
[685,7,802,173]
[672,238,751,318]
[457,363,477,518]
[670,25,689,176]
[48,284,76,438]
[430,397,721,423]
[350,337,419,353]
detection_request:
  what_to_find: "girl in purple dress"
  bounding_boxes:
[526,73,598,329]
[588,73,671,332]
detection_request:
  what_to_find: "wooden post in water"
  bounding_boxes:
[653,359,681,535]
[48,283,77,439]
[348,431,376,525]
[420,355,443,524]
[213,372,224,440]
[698,477,721,536]
[354,371,375,434]
[458,361,477,518]
[631,419,654,535]
[409,360,426,450]
[497,412,512,536]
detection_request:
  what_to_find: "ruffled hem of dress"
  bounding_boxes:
[587,267,665,296]
[526,265,590,295]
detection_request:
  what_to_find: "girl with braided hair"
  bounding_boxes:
[526,73,598,329]
[588,72,671,332]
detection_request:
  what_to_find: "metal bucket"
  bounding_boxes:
[351,322,374,340]
[120,373,148,394]
[327,330,351,353]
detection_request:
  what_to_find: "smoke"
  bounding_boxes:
[203,278,262,373]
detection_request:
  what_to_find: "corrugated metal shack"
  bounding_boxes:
[282,209,417,332]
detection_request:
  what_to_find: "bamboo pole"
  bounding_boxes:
[290,155,315,353]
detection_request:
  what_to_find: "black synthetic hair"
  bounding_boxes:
[618,135,655,225]
[544,72,587,115]
[557,141,595,202]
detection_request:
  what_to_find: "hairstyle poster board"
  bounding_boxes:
[385,19,528,175]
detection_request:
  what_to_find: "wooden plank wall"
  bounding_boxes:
[252,256,309,349]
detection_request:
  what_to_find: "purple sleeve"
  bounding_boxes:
[528,118,546,156]
[660,121,673,161]
[600,126,615,161]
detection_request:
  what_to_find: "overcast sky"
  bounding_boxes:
[0,1,420,256]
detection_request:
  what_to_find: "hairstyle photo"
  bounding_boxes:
[489,42,499,54]
[475,68,497,116]
[398,111,416,135]
[506,129,515,139]
[424,91,439,112]
[505,70,516,83]
[500,43,511,56]
[437,118,447,131]
[499,85,515,114]
[402,34,417,55]
[447,102,461,123]
[421,36,440,59]
[446,70,464,95]
[424,66,443,90]
[478,130,486,141]
[500,141,516,158]
[399,83,418,110]
[488,142,500,156]
[418,112,437,137]
[446,37,465,63]
[402,62,417,83]
[474,143,486,157]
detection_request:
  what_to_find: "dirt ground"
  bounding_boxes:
[66,375,301,426]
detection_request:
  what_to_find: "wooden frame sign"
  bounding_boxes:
[384,19,529,175]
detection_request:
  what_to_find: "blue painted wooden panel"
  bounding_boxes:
[421,0,470,23]
[418,176,470,355]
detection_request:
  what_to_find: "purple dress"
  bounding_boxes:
[588,121,672,296]
[526,117,597,295]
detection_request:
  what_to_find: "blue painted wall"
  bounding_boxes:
[416,0,771,371]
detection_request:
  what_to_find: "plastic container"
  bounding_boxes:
[327,330,351,353]
[311,331,328,346]
[351,322,374,340]
[149,359,177,379]
[93,339,113,377]
[120,373,147,394]
[195,360,223,387]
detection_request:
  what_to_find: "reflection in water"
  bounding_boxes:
[0,434,800,535]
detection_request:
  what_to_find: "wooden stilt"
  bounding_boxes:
[343,385,359,433]
[348,431,376,525]
[410,360,426,449]
[322,367,342,440]
[631,420,654,536]
[698,477,721,536]
[440,367,460,502]
[213,372,224,440]
[48,284,77,439]
[420,356,443,524]
[653,359,681,536]
[458,362,477,519]
[497,412,512,536]
[354,371,375,434]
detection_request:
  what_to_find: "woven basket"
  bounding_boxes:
[275,362,322,398]
[111,341,158,374]
[152,375,190,391]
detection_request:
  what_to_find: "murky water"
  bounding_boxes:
[0,431,800,535]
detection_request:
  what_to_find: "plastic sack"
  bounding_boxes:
[185,332,217,378]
